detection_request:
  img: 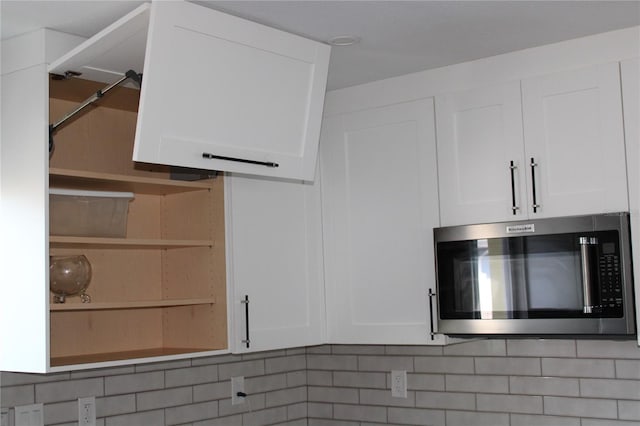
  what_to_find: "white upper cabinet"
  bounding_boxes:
[521,62,628,218]
[49,1,330,181]
[320,98,446,345]
[437,62,628,226]
[435,81,526,226]
[225,173,325,352]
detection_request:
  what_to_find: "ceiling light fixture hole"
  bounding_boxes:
[328,35,360,46]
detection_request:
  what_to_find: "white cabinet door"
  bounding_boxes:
[436,82,526,226]
[321,99,446,344]
[133,1,330,181]
[49,2,330,181]
[437,63,629,227]
[521,62,628,218]
[620,58,640,345]
[225,173,325,353]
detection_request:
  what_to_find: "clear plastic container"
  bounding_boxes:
[49,188,134,237]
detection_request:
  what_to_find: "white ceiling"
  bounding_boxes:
[2,1,639,90]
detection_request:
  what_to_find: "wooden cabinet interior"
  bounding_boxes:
[48,77,227,367]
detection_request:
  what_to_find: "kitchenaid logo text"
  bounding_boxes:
[506,224,535,234]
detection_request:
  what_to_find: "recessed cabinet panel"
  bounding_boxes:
[133,1,330,180]
[436,81,526,226]
[521,62,628,217]
[226,173,325,352]
[321,99,445,344]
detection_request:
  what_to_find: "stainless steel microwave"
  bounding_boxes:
[434,213,636,337]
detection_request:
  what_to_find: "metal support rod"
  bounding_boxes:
[51,74,126,132]
[49,70,142,153]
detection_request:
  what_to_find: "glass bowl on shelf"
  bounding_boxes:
[49,255,92,303]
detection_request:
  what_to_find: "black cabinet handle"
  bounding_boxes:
[509,161,519,215]
[241,295,250,348]
[428,289,437,341]
[203,152,279,168]
[530,157,540,213]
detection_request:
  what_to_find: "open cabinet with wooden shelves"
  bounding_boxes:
[48,77,227,368]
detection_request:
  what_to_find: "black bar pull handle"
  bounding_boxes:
[428,288,437,341]
[203,153,279,168]
[241,295,250,348]
[530,157,540,213]
[509,160,519,215]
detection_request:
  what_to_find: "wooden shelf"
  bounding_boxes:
[50,236,214,249]
[50,298,216,311]
[50,168,215,195]
[50,347,215,367]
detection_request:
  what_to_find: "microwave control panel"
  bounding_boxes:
[597,253,623,315]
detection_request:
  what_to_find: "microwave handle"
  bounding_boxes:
[579,237,598,314]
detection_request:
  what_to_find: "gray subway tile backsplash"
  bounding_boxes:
[163,400,218,425]
[509,413,580,426]
[333,371,386,388]
[35,377,104,404]
[135,386,192,411]
[165,364,219,388]
[542,357,616,378]
[387,406,446,426]
[415,390,475,410]
[445,373,509,393]
[414,356,475,374]
[508,376,580,396]
[1,340,638,425]
[619,400,640,421]
[358,355,414,372]
[104,371,165,395]
[506,339,576,357]
[543,395,619,418]
[617,359,640,379]
[445,409,510,426]
[442,338,506,356]
[474,356,541,376]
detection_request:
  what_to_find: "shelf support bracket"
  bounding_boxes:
[49,69,143,154]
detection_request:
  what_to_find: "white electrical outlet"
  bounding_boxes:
[231,376,245,405]
[391,370,407,398]
[15,403,43,426]
[78,396,96,426]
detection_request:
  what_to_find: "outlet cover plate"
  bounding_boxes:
[231,376,245,405]
[15,403,43,426]
[391,370,407,398]
[78,396,96,426]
